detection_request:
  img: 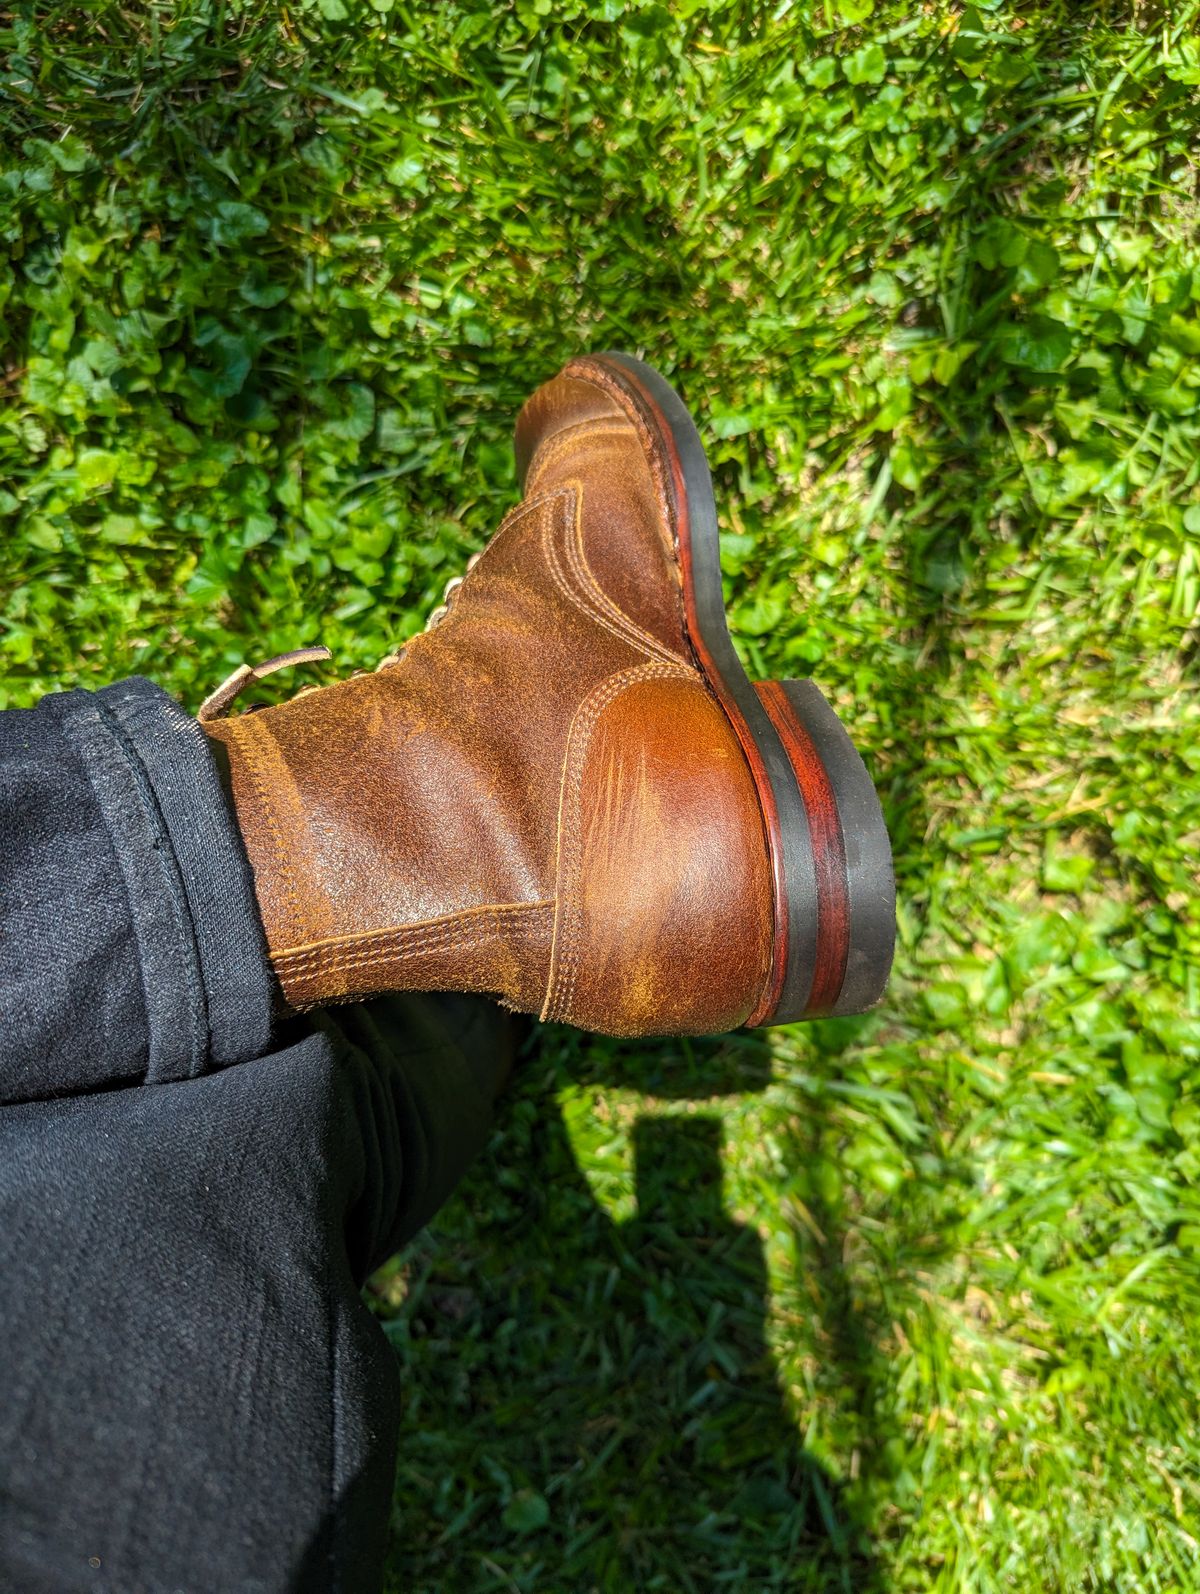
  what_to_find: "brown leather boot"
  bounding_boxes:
[200,354,893,1036]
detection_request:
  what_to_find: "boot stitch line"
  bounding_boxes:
[563,357,679,527]
[275,902,552,974]
[279,922,532,982]
[538,488,682,667]
[275,899,551,961]
[277,918,540,975]
[276,906,555,1005]
[278,920,492,976]
[547,664,695,1023]
[523,419,634,487]
[400,489,570,667]
[277,907,555,1007]
[438,482,676,671]
[561,358,687,630]
[542,661,694,1025]
[397,486,578,670]
[539,492,669,665]
[560,479,687,664]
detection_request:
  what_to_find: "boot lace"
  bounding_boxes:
[197,555,480,721]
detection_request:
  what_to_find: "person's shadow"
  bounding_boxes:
[373,1029,884,1593]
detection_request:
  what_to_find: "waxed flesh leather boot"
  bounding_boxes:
[200,354,894,1037]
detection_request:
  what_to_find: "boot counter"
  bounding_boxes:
[542,670,773,1037]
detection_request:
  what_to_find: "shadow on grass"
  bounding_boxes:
[378,1028,884,1593]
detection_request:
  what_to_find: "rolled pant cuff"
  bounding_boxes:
[52,676,275,1079]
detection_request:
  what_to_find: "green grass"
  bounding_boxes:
[4,1,1200,1588]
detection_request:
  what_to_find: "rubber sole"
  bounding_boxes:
[587,352,895,1022]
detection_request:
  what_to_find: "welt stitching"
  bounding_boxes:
[565,360,679,545]
[224,714,307,949]
[545,662,692,1023]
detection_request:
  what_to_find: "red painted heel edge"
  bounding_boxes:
[753,679,895,1022]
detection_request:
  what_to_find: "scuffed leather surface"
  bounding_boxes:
[516,364,688,661]
[205,363,775,1035]
[544,673,771,1036]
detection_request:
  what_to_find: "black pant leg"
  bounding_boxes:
[0,992,514,1594]
[0,677,277,1103]
[0,679,517,1592]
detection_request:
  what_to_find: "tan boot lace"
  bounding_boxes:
[197,646,333,723]
[198,555,483,721]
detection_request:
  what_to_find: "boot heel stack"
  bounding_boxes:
[753,678,894,1021]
